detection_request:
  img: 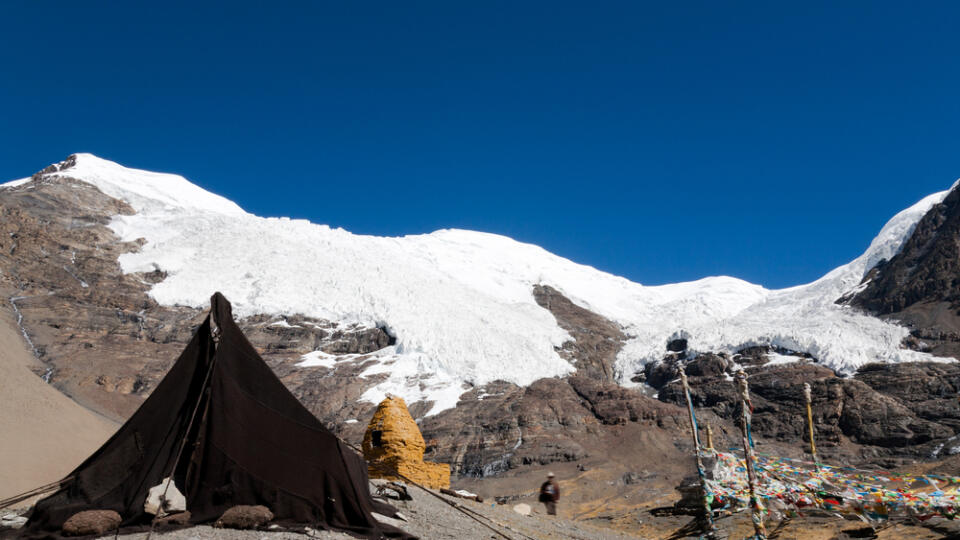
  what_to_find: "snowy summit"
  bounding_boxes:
[3,154,954,414]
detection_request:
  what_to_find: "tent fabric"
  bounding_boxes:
[24,292,413,539]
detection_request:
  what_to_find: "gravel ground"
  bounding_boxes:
[104,482,644,540]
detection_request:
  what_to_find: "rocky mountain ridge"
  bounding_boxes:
[22,153,949,395]
[7,155,960,535]
[846,181,960,360]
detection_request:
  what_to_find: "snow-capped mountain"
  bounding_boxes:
[4,154,952,415]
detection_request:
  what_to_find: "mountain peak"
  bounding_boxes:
[28,153,246,217]
[850,179,960,316]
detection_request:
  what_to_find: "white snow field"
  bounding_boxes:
[3,154,954,414]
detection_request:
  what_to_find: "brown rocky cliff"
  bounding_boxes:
[655,351,960,468]
[532,284,624,382]
[850,184,960,315]
[847,184,960,357]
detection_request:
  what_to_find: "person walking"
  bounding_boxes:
[538,472,560,516]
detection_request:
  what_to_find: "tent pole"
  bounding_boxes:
[0,477,74,511]
[146,310,221,539]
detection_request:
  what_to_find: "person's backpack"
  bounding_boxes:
[538,482,555,502]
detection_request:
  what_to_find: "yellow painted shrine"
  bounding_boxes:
[362,395,450,490]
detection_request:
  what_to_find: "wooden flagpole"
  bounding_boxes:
[736,369,766,540]
[679,366,717,538]
[803,383,820,472]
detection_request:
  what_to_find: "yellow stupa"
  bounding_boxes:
[362,395,450,490]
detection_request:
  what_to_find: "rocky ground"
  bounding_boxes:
[3,481,639,540]
[7,480,960,540]
[637,510,960,539]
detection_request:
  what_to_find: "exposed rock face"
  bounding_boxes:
[363,396,450,489]
[855,363,960,438]
[654,350,960,466]
[421,380,581,478]
[532,284,624,381]
[847,185,960,356]
[851,185,960,315]
[0,176,192,418]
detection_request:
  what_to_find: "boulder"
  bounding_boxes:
[644,360,680,389]
[684,353,729,377]
[215,505,274,529]
[62,510,122,536]
[512,503,531,516]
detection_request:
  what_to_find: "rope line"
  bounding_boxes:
[0,477,73,511]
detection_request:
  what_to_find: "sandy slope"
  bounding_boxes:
[0,301,117,499]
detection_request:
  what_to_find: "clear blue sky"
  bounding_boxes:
[2,2,958,289]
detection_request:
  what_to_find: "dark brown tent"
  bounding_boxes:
[24,292,413,539]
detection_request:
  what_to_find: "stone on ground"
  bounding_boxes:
[62,509,122,536]
[512,503,531,516]
[215,505,274,529]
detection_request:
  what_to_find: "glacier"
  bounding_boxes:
[3,154,954,415]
